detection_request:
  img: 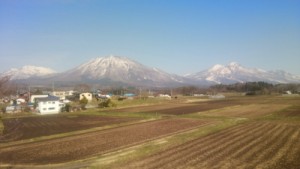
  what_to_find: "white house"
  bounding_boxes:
[80,93,93,102]
[158,94,171,99]
[51,91,66,100]
[10,98,26,105]
[285,91,292,95]
[30,95,48,103]
[65,90,75,96]
[36,95,63,115]
[209,94,225,99]
[16,98,26,104]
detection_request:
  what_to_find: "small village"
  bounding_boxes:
[2,89,92,114]
[0,87,177,115]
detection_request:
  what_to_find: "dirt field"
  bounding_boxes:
[0,118,212,164]
[0,95,299,168]
[198,104,290,118]
[121,122,300,169]
[111,99,241,115]
[0,115,138,142]
[109,96,298,116]
[278,105,300,117]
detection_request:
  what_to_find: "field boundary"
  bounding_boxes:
[87,119,244,169]
[0,120,218,168]
[0,118,215,165]
[0,116,3,135]
[1,96,299,169]
[0,118,157,148]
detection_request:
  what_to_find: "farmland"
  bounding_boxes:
[0,115,139,142]
[0,118,212,164]
[0,95,299,169]
[122,122,300,169]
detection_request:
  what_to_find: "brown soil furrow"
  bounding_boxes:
[156,122,268,169]
[126,122,258,168]
[238,124,293,169]
[0,119,208,164]
[247,126,298,169]
[182,122,276,169]
[132,122,265,169]
[116,100,236,113]
[233,123,282,167]
[1,116,138,142]
[208,123,283,169]
[257,127,300,169]
[271,128,300,169]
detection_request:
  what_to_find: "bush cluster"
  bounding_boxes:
[98,99,116,108]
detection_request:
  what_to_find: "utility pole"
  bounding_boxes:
[28,85,31,103]
[139,87,142,99]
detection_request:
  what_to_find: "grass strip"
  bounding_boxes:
[73,109,163,119]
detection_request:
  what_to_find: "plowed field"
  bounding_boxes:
[122,122,300,169]
[199,104,290,118]
[0,118,212,164]
[0,115,138,142]
[112,99,241,115]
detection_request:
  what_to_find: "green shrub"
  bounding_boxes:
[79,96,88,110]
[0,105,5,113]
[98,99,117,108]
[118,97,126,101]
[0,116,3,135]
[65,104,71,112]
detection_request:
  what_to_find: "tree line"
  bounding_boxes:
[1,75,299,98]
[209,82,300,95]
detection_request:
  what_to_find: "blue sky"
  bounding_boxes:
[1,0,300,75]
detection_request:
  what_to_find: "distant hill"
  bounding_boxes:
[185,62,300,84]
[0,65,56,80]
[43,56,194,87]
[1,56,300,87]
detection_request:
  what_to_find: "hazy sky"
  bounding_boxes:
[1,0,300,75]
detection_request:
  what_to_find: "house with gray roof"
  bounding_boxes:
[36,95,64,115]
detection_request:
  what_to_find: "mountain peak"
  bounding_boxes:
[59,55,186,87]
[227,62,243,71]
[208,64,230,75]
[212,64,223,69]
[228,62,240,67]
[2,57,300,86]
[186,62,300,84]
[1,65,56,80]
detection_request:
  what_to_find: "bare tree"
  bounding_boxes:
[74,83,91,93]
[0,75,13,98]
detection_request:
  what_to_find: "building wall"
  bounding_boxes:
[38,101,61,115]
[51,91,66,100]
[80,93,93,102]
[30,95,48,103]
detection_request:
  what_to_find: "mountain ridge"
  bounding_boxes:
[185,62,300,84]
[0,65,56,80]
[1,56,300,86]
[48,55,191,87]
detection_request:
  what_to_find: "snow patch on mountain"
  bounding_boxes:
[1,65,56,80]
[56,55,188,87]
[185,62,300,84]
[2,57,300,86]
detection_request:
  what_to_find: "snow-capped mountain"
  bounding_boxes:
[2,58,300,86]
[185,62,300,84]
[53,55,189,87]
[1,65,56,80]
